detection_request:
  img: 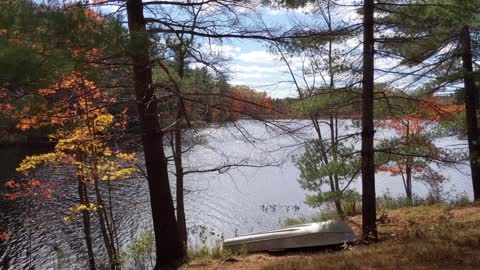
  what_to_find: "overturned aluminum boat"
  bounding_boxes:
[223,220,356,253]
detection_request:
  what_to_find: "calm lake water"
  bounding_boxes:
[0,120,473,269]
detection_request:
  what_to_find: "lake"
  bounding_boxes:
[0,120,473,269]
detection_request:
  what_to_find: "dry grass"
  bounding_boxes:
[189,203,480,270]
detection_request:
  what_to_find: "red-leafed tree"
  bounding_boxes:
[377,97,463,202]
[228,86,274,120]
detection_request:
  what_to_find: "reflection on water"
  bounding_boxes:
[0,120,473,269]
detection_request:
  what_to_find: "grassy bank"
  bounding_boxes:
[284,193,471,227]
[189,203,480,270]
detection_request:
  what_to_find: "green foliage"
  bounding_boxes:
[341,190,362,216]
[373,88,420,118]
[120,230,156,270]
[284,193,437,228]
[438,110,467,138]
[152,63,234,122]
[450,193,471,207]
[452,89,465,105]
[194,245,211,259]
[188,242,235,260]
[0,0,70,89]
[0,1,124,87]
[291,89,360,117]
[294,137,360,212]
[377,0,480,85]
[0,0,127,143]
[377,192,420,210]
[376,136,433,167]
[296,140,358,187]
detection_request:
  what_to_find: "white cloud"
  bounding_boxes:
[198,43,242,59]
[189,62,206,69]
[236,50,280,63]
[230,64,291,73]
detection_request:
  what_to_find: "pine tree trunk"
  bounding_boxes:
[460,26,480,201]
[361,0,377,240]
[126,0,182,268]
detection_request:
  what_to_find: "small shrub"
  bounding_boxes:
[120,230,155,270]
[450,193,470,207]
[211,246,221,259]
[376,192,424,210]
[238,244,249,256]
[196,245,211,259]
[189,243,235,260]
[341,190,362,216]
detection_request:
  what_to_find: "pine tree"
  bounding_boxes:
[378,0,480,200]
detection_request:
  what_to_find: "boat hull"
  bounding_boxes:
[223,220,356,253]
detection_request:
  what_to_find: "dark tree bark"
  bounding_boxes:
[361,0,377,240]
[93,180,117,269]
[78,177,96,270]
[329,116,344,217]
[405,124,412,203]
[405,163,412,202]
[174,52,188,261]
[126,0,183,268]
[460,26,480,201]
[174,126,188,261]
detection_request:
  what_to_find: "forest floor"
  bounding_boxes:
[188,203,480,270]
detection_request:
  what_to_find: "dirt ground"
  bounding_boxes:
[188,203,480,270]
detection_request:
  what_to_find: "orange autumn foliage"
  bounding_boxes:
[1,3,115,132]
[4,5,134,213]
[3,179,54,201]
[228,86,273,119]
[377,98,460,185]
[380,97,463,137]
[0,232,9,242]
[16,71,108,131]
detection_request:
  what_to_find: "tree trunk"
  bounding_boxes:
[174,128,188,261]
[106,180,120,264]
[405,124,413,203]
[78,177,96,270]
[126,0,182,268]
[330,115,344,217]
[405,163,412,203]
[460,26,480,201]
[175,43,188,261]
[361,0,377,240]
[93,180,116,268]
[313,117,342,216]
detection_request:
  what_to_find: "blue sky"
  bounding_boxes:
[95,1,368,99]
[194,6,323,99]
[97,2,311,98]
[217,5,362,99]
[195,3,458,98]
[94,1,454,99]
[186,6,319,99]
